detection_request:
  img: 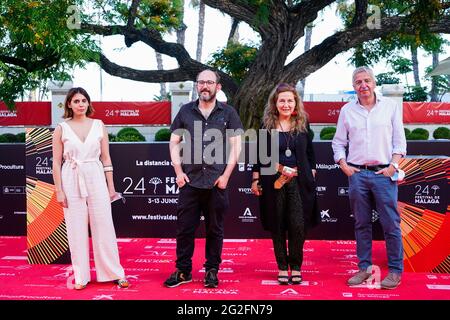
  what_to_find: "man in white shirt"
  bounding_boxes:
[332,66,407,289]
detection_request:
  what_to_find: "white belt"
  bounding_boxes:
[67,158,101,198]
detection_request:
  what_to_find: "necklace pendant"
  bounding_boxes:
[285,148,292,157]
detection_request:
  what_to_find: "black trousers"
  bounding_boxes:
[271,177,305,271]
[175,185,229,273]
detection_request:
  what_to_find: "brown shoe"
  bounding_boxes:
[347,270,371,286]
[380,273,401,289]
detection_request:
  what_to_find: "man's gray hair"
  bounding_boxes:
[352,66,376,84]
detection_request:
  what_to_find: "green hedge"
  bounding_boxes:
[407,128,429,140]
[115,127,145,142]
[320,127,336,140]
[155,128,171,141]
[404,128,411,139]
[15,132,25,142]
[433,127,450,139]
[0,133,20,143]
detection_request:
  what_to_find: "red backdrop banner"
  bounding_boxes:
[90,101,171,125]
[0,102,51,126]
[2,101,450,125]
[403,102,450,124]
[303,101,347,123]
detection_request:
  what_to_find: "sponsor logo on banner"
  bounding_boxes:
[237,163,253,171]
[321,209,337,223]
[238,187,253,195]
[338,187,348,196]
[134,258,171,263]
[342,292,353,297]
[316,163,339,170]
[189,288,239,295]
[414,184,440,204]
[93,295,114,300]
[146,250,171,257]
[0,164,24,170]
[279,288,299,295]
[200,267,234,274]
[3,186,25,194]
[238,208,257,223]
[316,186,327,196]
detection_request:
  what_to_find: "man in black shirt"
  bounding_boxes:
[164,69,243,288]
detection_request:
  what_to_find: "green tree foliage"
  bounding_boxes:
[0,0,99,107]
[424,66,450,101]
[403,85,428,101]
[376,72,400,85]
[208,42,258,84]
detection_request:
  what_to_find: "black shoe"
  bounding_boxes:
[163,270,192,288]
[204,268,219,288]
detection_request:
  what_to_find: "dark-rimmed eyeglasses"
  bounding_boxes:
[197,80,216,86]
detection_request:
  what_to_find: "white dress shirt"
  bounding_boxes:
[332,95,407,165]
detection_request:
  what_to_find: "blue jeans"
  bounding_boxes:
[348,170,403,274]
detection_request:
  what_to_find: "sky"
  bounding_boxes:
[71,3,449,102]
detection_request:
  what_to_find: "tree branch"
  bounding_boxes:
[93,53,239,97]
[127,0,141,29]
[283,15,450,82]
[202,0,275,37]
[124,0,141,47]
[350,0,369,27]
[0,53,60,72]
[290,0,335,16]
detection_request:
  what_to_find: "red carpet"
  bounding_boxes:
[0,236,449,300]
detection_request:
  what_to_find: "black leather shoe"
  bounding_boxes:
[164,270,192,288]
[204,268,219,288]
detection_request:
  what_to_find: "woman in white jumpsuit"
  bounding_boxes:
[52,87,129,290]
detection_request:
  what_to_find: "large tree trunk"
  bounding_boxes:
[176,0,186,46]
[411,45,421,87]
[192,1,205,101]
[232,37,297,129]
[228,18,240,43]
[430,51,439,101]
[300,23,313,99]
[156,52,166,97]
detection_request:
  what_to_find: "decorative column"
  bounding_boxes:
[381,84,405,119]
[48,80,73,127]
[169,82,193,122]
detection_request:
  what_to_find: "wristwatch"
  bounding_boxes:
[390,162,399,170]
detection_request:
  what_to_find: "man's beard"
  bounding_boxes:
[199,89,216,102]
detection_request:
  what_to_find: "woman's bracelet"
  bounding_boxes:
[103,165,113,172]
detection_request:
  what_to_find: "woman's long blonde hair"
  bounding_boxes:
[263,83,308,132]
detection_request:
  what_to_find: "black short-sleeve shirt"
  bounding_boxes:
[170,99,244,189]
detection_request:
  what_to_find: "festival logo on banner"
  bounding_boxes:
[396,158,450,273]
